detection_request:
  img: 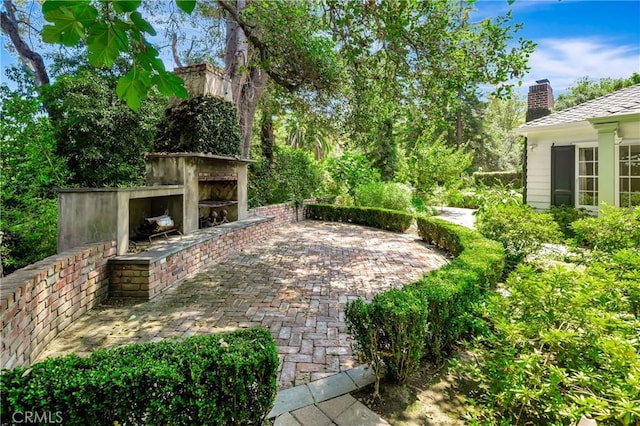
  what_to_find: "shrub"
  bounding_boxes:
[41,69,165,187]
[476,203,561,270]
[249,146,322,208]
[323,152,380,202]
[306,204,413,232]
[571,205,640,252]
[345,289,427,398]
[459,258,640,425]
[0,328,278,425]
[473,170,522,187]
[155,95,241,157]
[354,181,413,212]
[413,217,504,360]
[548,205,591,239]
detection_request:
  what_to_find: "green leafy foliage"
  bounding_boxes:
[41,0,191,109]
[413,218,505,360]
[473,170,522,187]
[475,202,561,270]
[571,205,640,252]
[346,289,428,397]
[459,259,640,425]
[323,152,381,203]
[354,182,413,213]
[0,328,278,425]
[40,69,165,187]
[155,96,241,157]
[548,205,591,240]
[555,73,640,111]
[400,131,473,198]
[249,146,322,208]
[306,204,413,233]
[0,84,69,273]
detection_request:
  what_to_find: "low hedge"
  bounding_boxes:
[306,204,413,232]
[412,217,504,360]
[305,204,413,232]
[0,328,278,425]
[473,170,522,187]
[344,214,504,391]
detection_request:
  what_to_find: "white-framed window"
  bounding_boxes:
[619,144,640,208]
[577,146,598,207]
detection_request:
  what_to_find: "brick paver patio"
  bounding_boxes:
[36,221,448,389]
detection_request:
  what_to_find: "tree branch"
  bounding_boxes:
[171,32,183,67]
[1,0,49,85]
[216,0,298,92]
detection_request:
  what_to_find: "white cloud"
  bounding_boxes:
[523,37,640,94]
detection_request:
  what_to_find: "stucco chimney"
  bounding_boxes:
[526,79,554,122]
[170,63,233,106]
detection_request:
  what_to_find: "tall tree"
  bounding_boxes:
[555,73,640,110]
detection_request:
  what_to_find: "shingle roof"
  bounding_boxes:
[519,83,640,129]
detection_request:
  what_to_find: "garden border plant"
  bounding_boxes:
[306,204,504,397]
[1,328,278,425]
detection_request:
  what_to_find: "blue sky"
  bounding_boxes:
[2,0,639,95]
[471,0,640,95]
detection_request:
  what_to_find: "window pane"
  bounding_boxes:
[631,177,640,192]
[630,162,640,177]
[621,162,629,176]
[595,162,598,175]
[620,146,630,161]
[621,178,629,192]
[630,145,640,161]
[580,148,594,161]
[579,192,597,206]
[594,148,598,161]
[621,193,630,207]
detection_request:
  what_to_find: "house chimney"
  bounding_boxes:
[526,79,554,122]
[170,63,233,107]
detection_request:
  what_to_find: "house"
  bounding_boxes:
[517,81,640,211]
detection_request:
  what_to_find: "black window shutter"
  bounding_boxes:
[551,145,575,206]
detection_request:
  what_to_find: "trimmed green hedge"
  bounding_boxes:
[473,170,522,187]
[155,95,241,156]
[0,328,278,425]
[412,217,504,361]
[305,204,413,232]
[343,212,504,390]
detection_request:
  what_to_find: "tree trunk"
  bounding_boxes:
[1,0,49,86]
[222,0,270,159]
[260,100,275,170]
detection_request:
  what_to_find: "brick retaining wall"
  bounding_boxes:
[0,201,307,370]
[0,241,116,370]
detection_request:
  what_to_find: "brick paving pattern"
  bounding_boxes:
[36,221,448,389]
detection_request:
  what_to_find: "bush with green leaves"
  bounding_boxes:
[458,254,640,425]
[0,84,69,274]
[548,205,591,239]
[323,152,381,203]
[413,217,504,361]
[249,146,322,208]
[306,204,413,232]
[476,202,561,270]
[473,170,522,187]
[155,95,241,157]
[345,289,428,398]
[354,181,413,212]
[571,204,640,252]
[342,215,503,396]
[1,328,278,425]
[41,68,166,187]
